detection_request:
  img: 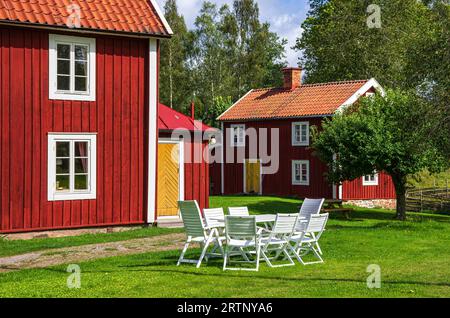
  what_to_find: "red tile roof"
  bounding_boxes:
[218,80,373,121]
[0,0,172,36]
[158,104,213,132]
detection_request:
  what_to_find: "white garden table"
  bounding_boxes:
[209,214,277,229]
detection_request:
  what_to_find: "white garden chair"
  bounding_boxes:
[177,201,224,268]
[203,208,225,230]
[289,213,329,265]
[223,216,261,271]
[228,207,249,216]
[298,198,325,254]
[260,214,299,268]
[299,198,325,219]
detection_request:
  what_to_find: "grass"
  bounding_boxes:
[0,196,449,298]
[409,169,450,188]
[0,227,182,258]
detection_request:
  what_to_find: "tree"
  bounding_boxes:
[312,90,449,220]
[201,96,233,128]
[159,0,191,111]
[295,0,437,89]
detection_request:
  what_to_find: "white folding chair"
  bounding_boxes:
[203,208,226,254]
[260,214,299,268]
[203,208,225,230]
[177,201,224,268]
[228,207,249,217]
[298,198,325,254]
[223,216,261,271]
[290,213,329,265]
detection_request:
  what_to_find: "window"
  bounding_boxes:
[48,134,97,201]
[49,34,96,101]
[292,160,310,185]
[292,122,309,146]
[230,124,245,147]
[363,173,379,186]
[365,92,375,98]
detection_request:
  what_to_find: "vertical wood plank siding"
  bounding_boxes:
[342,173,396,200]
[216,118,396,200]
[220,118,333,198]
[0,27,149,233]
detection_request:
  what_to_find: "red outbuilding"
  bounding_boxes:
[212,68,396,208]
[0,1,212,234]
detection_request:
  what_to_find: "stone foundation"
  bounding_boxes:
[345,199,397,210]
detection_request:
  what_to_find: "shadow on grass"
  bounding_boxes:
[47,262,450,288]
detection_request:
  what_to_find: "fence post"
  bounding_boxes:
[446,179,448,199]
[420,190,423,212]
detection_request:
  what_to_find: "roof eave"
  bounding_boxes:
[0,20,172,39]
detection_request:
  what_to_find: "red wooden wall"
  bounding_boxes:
[219,118,333,198]
[159,132,210,212]
[0,26,150,233]
[343,173,396,200]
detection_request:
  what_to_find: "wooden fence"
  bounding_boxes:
[406,187,450,213]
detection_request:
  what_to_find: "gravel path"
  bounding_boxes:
[0,233,185,273]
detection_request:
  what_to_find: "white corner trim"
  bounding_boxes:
[336,78,385,113]
[217,89,254,121]
[48,34,96,101]
[149,0,174,35]
[147,39,158,224]
[220,122,225,195]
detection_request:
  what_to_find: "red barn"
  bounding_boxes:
[212,68,396,208]
[0,0,212,234]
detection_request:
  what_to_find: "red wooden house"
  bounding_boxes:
[212,68,396,207]
[0,0,212,234]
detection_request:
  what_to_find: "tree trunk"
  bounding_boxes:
[392,174,407,221]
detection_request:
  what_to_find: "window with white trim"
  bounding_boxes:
[48,134,97,201]
[363,173,379,186]
[292,122,309,146]
[230,124,245,147]
[292,160,310,185]
[49,34,96,101]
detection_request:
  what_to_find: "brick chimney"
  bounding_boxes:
[282,67,302,90]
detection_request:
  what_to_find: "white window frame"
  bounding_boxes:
[292,122,310,146]
[230,124,246,147]
[363,173,379,186]
[292,160,310,186]
[48,133,97,201]
[49,34,96,101]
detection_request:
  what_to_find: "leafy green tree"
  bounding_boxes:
[224,0,287,98]
[159,0,192,111]
[201,96,233,128]
[312,90,449,220]
[295,0,436,89]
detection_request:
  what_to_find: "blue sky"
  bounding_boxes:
[155,0,310,65]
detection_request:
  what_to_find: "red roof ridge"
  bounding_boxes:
[249,79,369,93]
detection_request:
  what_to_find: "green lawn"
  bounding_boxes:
[0,195,449,298]
[0,227,182,258]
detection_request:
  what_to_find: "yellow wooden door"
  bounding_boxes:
[245,159,261,194]
[157,143,180,217]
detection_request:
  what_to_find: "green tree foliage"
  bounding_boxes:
[295,0,441,89]
[159,0,191,111]
[159,0,287,118]
[312,90,449,220]
[201,96,233,128]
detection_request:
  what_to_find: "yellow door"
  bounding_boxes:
[157,143,180,217]
[245,159,261,194]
